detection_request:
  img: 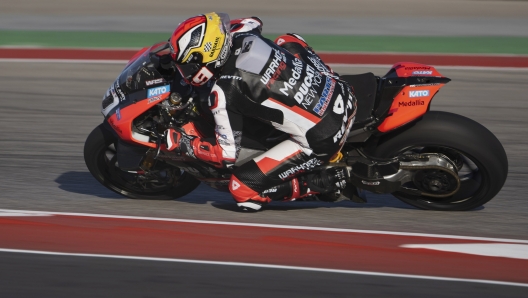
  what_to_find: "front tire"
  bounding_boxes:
[84,123,200,200]
[369,111,508,211]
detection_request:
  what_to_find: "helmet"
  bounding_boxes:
[169,12,232,86]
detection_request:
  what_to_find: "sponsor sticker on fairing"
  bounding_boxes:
[405,66,431,70]
[113,81,126,101]
[412,70,433,75]
[110,86,119,102]
[147,85,170,98]
[147,95,163,104]
[362,180,380,186]
[399,100,425,107]
[145,78,165,86]
[409,90,430,98]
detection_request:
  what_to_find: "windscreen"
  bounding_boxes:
[101,43,193,116]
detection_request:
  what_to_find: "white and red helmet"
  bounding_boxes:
[170,12,232,86]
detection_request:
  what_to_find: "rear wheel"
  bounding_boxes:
[369,111,508,211]
[84,124,200,200]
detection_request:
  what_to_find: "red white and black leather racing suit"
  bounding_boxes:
[181,18,357,206]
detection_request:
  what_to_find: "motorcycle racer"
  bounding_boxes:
[166,12,357,211]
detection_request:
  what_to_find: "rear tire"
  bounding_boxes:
[84,123,200,200]
[369,111,508,211]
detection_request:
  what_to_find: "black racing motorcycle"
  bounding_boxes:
[84,42,508,211]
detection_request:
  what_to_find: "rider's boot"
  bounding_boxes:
[236,175,320,212]
[233,168,352,212]
[306,167,350,202]
[257,167,350,203]
[309,167,367,203]
[258,176,316,202]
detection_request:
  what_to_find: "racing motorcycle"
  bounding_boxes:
[84,41,508,211]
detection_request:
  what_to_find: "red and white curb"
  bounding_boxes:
[1,208,527,287]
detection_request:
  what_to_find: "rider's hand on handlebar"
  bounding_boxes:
[165,128,196,155]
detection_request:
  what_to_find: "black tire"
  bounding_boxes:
[369,111,508,211]
[83,123,200,200]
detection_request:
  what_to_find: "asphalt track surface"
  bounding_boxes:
[0,60,527,296]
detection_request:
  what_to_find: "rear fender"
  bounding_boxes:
[375,62,450,133]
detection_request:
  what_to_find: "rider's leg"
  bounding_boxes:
[229,139,348,211]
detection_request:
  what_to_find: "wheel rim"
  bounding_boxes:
[396,146,484,206]
[99,142,180,195]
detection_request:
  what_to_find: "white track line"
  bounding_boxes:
[1,208,527,244]
[0,248,526,288]
[402,243,528,260]
[1,58,528,71]
[0,211,51,217]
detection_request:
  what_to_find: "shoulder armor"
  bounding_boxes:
[233,35,274,75]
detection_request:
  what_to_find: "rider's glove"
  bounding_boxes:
[165,128,197,158]
[165,128,228,168]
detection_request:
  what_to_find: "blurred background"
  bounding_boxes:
[1,0,528,54]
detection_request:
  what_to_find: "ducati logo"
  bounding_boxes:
[231,180,241,190]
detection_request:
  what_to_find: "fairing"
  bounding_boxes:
[376,62,450,133]
[101,42,192,147]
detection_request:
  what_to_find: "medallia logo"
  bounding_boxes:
[409,90,430,98]
[399,100,425,107]
[147,85,170,98]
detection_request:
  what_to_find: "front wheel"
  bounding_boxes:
[369,111,508,211]
[84,123,201,200]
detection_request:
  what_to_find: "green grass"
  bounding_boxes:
[1,30,527,54]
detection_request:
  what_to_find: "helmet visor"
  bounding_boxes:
[176,63,201,82]
[217,13,231,35]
